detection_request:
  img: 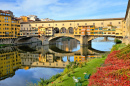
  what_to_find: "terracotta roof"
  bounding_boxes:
[125,0,130,19]
[20,18,124,24]
[0,10,10,14]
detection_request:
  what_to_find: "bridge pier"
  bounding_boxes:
[80,36,91,46]
[104,37,108,41]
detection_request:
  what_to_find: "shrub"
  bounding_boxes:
[78,63,83,68]
[38,73,61,86]
[88,45,130,86]
[67,73,71,77]
[58,76,63,82]
[72,64,77,69]
[114,38,122,44]
[66,65,70,69]
[63,68,69,74]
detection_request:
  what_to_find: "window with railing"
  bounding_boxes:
[99,27,102,30]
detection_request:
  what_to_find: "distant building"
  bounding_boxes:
[27,15,40,21]
[41,18,54,21]
[20,16,30,22]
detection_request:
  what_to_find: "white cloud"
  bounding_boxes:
[0,0,128,20]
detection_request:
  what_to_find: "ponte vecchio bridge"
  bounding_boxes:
[17,18,125,45]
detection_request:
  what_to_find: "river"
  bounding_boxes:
[0,37,115,86]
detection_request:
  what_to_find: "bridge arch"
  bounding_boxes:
[60,27,66,33]
[54,27,59,33]
[68,27,74,34]
[48,33,81,44]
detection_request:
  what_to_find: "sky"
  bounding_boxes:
[0,0,128,20]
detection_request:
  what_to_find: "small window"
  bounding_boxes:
[110,22,112,24]
[42,24,44,26]
[93,23,95,25]
[35,24,37,26]
[101,22,103,25]
[55,24,57,26]
[70,23,71,25]
[63,24,64,26]
[85,23,87,25]
[119,22,120,24]
[77,23,79,25]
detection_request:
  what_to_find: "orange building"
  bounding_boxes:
[74,55,86,63]
[20,16,29,22]
[81,26,87,35]
[38,26,46,36]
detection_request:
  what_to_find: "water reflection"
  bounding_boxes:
[0,38,112,86]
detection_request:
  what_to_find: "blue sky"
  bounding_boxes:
[0,0,128,20]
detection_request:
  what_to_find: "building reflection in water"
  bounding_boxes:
[0,47,21,80]
[0,39,106,81]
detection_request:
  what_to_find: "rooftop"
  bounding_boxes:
[20,18,124,24]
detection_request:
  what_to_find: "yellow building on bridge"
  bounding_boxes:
[20,18,126,37]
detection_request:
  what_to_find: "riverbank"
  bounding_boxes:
[40,43,127,86]
[0,44,11,47]
[88,43,130,85]
[42,57,106,86]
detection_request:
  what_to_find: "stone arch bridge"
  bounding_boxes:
[15,33,123,46]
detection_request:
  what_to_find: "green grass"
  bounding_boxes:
[0,44,10,47]
[48,58,106,86]
[111,43,127,52]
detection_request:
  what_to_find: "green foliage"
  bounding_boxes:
[66,65,70,69]
[58,76,63,82]
[78,63,83,68]
[63,68,69,74]
[114,38,122,44]
[38,73,61,86]
[102,54,108,58]
[111,43,127,52]
[72,64,77,69]
[67,73,71,77]
[48,58,106,86]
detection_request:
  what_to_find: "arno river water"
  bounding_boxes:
[0,37,115,86]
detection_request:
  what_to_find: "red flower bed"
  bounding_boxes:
[88,46,130,86]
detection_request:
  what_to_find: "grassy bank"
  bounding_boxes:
[0,44,11,47]
[111,43,127,52]
[46,58,106,86]
[88,43,130,86]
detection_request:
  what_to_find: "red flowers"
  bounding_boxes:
[88,45,130,86]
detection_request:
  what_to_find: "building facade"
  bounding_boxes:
[20,16,30,22]
[125,0,130,44]
[0,10,20,44]
[20,18,126,37]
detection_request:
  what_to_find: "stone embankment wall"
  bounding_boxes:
[0,37,42,45]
